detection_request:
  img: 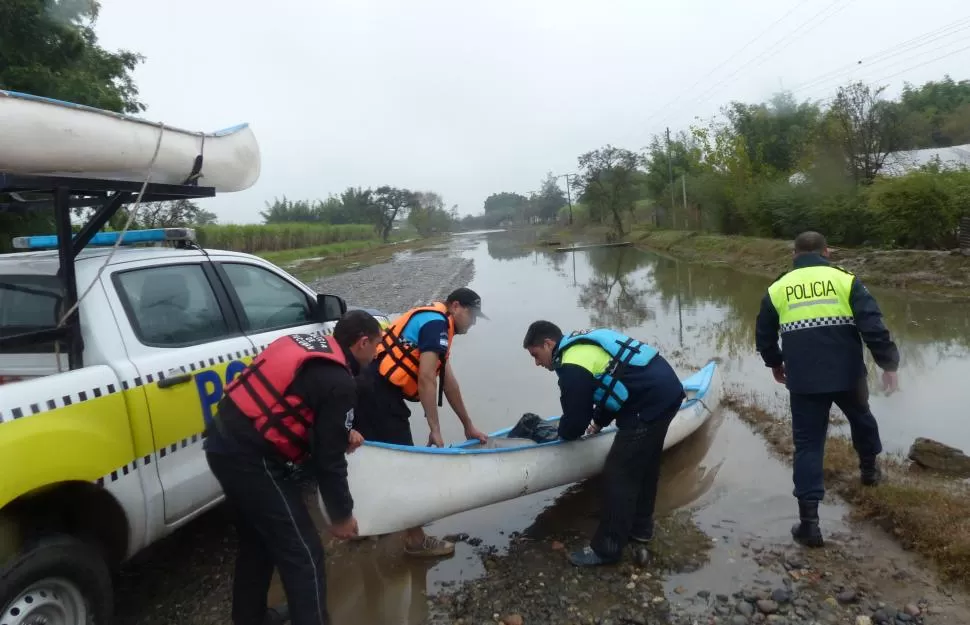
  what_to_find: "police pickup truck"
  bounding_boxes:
[0,226,388,624]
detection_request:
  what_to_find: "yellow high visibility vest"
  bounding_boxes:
[767,264,856,334]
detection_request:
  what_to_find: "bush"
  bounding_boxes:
[864,171,965,249]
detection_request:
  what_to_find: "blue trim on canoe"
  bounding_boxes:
[0,89,250,137]
[359,360,719,455]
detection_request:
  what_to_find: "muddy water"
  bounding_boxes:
[272,229,970,624]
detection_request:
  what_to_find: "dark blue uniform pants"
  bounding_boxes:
[206,451,331,625]
[790,377,882,502]
[591,400,679,560]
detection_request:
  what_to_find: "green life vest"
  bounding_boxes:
[554,328,658,413]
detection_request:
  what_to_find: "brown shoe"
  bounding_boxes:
[404,535,455,558]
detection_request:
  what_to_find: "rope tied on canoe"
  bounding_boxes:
[52,122,167,371]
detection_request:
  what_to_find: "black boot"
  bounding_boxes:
[264,603,289,625]
[860,455,883,486]
[790,500,824,548]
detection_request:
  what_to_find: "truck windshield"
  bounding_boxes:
[0,275,64,353]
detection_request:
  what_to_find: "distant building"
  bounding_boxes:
[879,143,970,176]
[789,143,970,184]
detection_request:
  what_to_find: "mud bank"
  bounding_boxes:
[544,226,970,299]
[629,229,970,300]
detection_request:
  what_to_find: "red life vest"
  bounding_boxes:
[224,333,351,463]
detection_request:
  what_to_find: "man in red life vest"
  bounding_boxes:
[203,309,382,625]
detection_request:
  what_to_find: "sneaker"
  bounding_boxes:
[404,535,455,558]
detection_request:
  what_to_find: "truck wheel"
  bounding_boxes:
[0,534,112,625]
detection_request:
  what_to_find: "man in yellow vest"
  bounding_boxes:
[756,231,900,548]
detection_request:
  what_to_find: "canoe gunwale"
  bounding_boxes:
[359,359,720,456]
[0,89,250,138]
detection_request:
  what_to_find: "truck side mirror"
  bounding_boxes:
[315,293,347,322]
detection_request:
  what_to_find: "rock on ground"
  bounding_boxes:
[908,437,970,477]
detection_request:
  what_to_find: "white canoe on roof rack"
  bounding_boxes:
[321,359,722,537]
[0,89,260,192]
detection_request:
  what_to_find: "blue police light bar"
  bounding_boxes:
[12,228,197,250]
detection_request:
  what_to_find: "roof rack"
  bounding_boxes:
[0,172,216,369]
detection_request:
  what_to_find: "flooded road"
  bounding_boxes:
[119,228,970,624]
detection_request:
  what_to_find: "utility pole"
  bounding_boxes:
[682,175,688,228]
[556,173,575,226]
[666,127,676,229]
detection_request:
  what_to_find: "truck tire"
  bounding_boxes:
[0,534,112,625]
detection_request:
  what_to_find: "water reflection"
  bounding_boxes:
[577,247,656,328]
[480,232,970,451]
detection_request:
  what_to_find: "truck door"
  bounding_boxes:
[209,256,337,349]
[105,257,258,525]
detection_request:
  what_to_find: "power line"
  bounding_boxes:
[640,0,811,128]
[811,42,970,107]
[678,0,852,117]
[788,16,970,95]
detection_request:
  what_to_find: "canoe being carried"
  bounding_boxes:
[322,359,722,537]
[0,90,260,192]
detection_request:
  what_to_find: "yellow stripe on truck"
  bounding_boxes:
[138,355,253,452]
[0,393,133,508]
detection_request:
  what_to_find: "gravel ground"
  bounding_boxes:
[429,510,967,625]
[310,246,476,314]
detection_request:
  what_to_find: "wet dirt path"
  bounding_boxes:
[115,229,970,625]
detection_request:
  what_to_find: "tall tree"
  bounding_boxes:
[372,186,417,242]
[724,92,821,178]
[0,0,146,113]
[576,145,643,237]
[535,172,567,221]
[830,82,904,185]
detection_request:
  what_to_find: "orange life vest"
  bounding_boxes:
[224,333,351,463]
[375,302,454,403]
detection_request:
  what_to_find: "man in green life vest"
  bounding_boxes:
[522,321,686,567]
[756,231,900,548]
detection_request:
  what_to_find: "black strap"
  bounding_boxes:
[594,337,642,413]
[234,362,311,456]
[377,312,450,407]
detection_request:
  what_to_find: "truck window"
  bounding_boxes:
[0,274,65,354]
[220,263,313,332]
[114,264,232,347]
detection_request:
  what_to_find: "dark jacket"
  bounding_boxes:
[556,352,686,441]
[204,342,360,523]
[755,253,899,395]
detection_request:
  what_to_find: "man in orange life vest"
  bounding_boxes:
[352,287,489,558]
[202,310,382,625]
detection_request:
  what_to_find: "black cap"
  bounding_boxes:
[446,287,488,319]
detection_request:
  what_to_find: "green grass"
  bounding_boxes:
[195,223,376,253]
[256,240,382,265]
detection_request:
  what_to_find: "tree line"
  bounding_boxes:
[472,76,970,250]
[259,187,461,241]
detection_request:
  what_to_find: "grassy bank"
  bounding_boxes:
[723,389,970,587]
[542,224,970,299]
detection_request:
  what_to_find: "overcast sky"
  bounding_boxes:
[93,0,970,223]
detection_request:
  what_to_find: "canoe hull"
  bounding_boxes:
[322,360,722,536]
[0,90,260,192]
